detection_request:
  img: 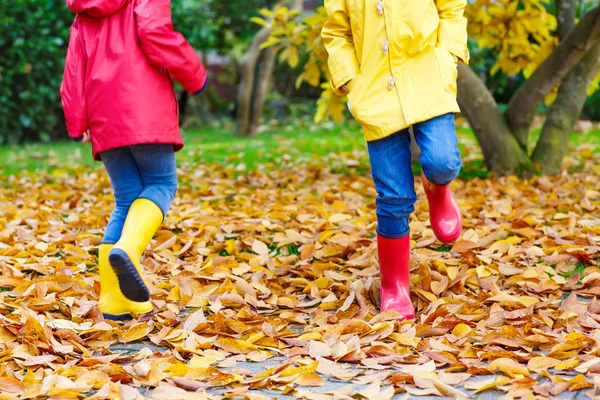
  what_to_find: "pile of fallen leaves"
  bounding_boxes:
[0,141,599,399]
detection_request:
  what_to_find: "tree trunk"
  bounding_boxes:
[236,28,272,135]
[247,46,276,136]
[531,41,600,173]
[505,6,600,148]
[556,0,576,40]
[236,0,303,136]
[457,63,533,176]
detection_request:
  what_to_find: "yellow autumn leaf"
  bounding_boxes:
[527,356,560,372]
[555,358,580,371]
[120,323,153,343]
[488,358,530,378]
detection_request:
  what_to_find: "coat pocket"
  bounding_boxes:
[433,47,458,94]
[346,74,365,119]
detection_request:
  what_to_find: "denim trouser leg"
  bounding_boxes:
[368,129,416,239]
[367,113,462,238]
[413,113,462,186]
[100,144,178,244]
[129,144,179,217]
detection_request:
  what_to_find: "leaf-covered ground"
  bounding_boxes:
[0,125,599,399]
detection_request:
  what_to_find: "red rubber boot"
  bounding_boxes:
[377,234,414,320]
[422,172,462,244]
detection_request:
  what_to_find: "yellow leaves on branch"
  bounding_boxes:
[467,0,558,77]
[254,6,345,123]
[467,0,600,104]
[256,6,305,68]
[255,0,599,119]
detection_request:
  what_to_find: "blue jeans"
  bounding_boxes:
[100,144,178,244]
[367,113,461,239]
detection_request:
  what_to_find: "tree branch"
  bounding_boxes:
[556,0,577,40]
[505,6,600,148]
[457,63,533,176]
[236,27,272,135]
[532,40,600,173]
[247,45,276,136]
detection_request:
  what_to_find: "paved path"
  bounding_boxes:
[103,342,592,400]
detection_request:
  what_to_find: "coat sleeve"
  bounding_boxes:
[321,0,360,96]
[435,0,470,64]
[134,0,208,93]
[60,19,88,139]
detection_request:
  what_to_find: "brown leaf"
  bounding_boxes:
[171,377,206,391]
[295,373,325,387]
[182,309,206,331]
[300,244,316,260]
[309,340,332,359]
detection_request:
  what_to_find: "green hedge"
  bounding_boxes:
[582,91,600,121]
[0,0,73,144]
[0,0,266,145]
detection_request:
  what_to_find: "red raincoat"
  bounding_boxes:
[60,0,207,160]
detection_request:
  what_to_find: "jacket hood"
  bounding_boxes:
[66,0,128,17]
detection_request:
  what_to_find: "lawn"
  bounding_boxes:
[0,119,598,180]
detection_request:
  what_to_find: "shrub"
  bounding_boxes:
[0,0,73,144]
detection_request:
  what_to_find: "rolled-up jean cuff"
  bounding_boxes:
[376,227,410,239]
[423,173,457,187]
[100,239,118,245]
[375,213,410,239]
[435,179,454,186]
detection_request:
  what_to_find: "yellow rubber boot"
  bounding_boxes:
[98,244,153,320]
[109,198,163,302]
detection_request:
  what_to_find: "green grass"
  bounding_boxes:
[0,120,598,180]
[0,140,96,176]
[529,127,600,152]
[432,244,453,252]
[180,121,367,170]
[559,262,588,283]
[0,121,367,176]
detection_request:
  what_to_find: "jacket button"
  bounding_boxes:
[388,76,395,90]
[382,40,389,55]
[377,0,384,15]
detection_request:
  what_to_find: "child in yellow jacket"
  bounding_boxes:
[322,0,469,320]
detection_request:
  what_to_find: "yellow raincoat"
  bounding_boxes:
[322,0,469,142]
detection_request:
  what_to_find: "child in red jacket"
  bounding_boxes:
[60,0,208,320]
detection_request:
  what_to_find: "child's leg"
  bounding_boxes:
[413,113,461,185]
[131,143,178,217]
[99,148,153,320]
[413,113,462,243]
[367,130,416,319]
[110,144,177,302]
[101,147,144,245]
[368,130,417,238]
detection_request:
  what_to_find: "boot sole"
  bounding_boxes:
[102,312,136,321]
[109,249,151,302]
[102,310,153,321]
